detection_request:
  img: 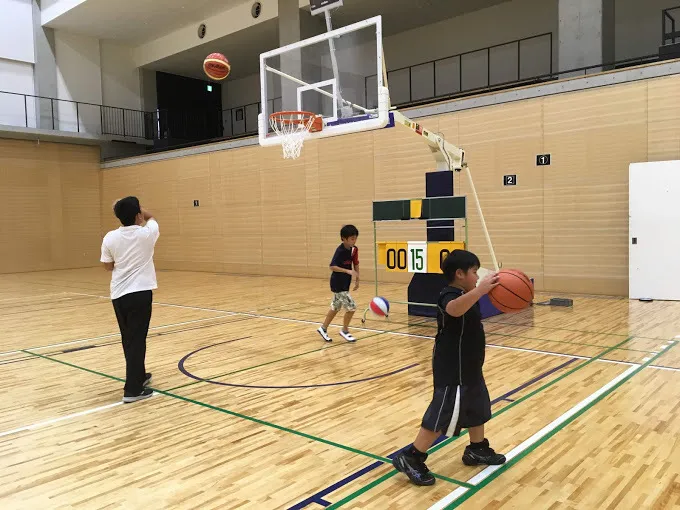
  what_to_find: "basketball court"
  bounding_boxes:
[3,0,680,508]
[2,268,679,508]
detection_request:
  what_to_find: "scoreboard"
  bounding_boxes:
[377,241,466,273]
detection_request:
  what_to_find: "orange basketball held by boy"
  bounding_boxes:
[203,53,231,81]
[487,269,534,313]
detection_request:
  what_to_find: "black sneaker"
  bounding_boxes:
[392,449,435,486]
[122,387,154,403]
[462,438,506,466]
[144,373,152,386]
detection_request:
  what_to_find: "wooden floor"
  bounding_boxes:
[1,268,679,509]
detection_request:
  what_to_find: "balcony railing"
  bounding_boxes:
[365,33,553,109]
[663,6,680,45]
[0,90,152,139]
[0,28,665,161]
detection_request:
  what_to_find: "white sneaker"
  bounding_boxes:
[317,326,332,342]
[339,330,356,342]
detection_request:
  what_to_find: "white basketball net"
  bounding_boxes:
[269,112,318,159]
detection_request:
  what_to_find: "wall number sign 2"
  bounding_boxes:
[503,175,517,186]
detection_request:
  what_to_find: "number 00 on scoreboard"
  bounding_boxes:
[377,241,466,274]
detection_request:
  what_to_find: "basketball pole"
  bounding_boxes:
[390,110,500,272]
[324,9,347,116]
[462,163,499,272]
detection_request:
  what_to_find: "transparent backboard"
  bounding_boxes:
[259,16,390,148]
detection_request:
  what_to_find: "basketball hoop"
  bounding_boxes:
[269,111,322,159]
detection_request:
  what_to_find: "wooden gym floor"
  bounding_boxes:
[1,268,679,509]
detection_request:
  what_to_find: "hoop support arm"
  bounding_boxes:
[391,110,499,271]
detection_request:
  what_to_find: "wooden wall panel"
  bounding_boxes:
[218,146,263,273]
[259,145,309,274]
[303,141,324,278]
[89,73,680,296]
[0,139,100,273]
[648,76,680,162]
[543,82,647,295]
[457,100,545,287]
[317,132,375,280]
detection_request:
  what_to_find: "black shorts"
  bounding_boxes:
[421,378,491,437]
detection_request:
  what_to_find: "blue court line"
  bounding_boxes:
[287,357,578,510]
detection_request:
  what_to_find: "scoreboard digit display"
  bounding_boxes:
[407,242,427,273]
[378,241,465,273]
[378,242,408,273]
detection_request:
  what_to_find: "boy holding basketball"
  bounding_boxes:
[392,249,506,486]
[317,225,359,343]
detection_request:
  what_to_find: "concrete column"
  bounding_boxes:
[278,0,301,111]
[32,0,58,129]
[139,68,158,138]
[558,0,615,75]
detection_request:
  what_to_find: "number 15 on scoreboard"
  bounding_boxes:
[407,242,428,273]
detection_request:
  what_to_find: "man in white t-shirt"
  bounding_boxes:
[101,196,160,403]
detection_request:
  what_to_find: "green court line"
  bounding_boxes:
[427,335,635,455]
[166,319,433,392]
[316,335,636,509]
[20,348,472,489]
[21,350,125,383]
[485,318,668,342]
[6,315,252,360]
[442,341,678,509]
[486,331,654,354]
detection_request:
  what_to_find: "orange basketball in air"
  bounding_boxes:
[203,53,231,81]
[488,269,534,313]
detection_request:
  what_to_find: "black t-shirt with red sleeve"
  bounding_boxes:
[329,244,359,292]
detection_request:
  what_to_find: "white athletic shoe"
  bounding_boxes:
[339,330,356,342]
[317,326,332,342]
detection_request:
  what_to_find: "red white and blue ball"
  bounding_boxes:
[369,297,390,317]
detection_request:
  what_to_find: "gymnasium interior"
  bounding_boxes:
[2,0,680,508]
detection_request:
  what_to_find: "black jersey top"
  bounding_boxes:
[432,285,486,387]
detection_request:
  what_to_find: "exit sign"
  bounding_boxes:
[207,85,213,92]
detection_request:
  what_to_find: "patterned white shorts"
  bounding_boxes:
[330,291,356,312]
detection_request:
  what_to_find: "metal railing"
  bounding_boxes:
[663,6,680,45]
[0,31,666,161]
[0,90,152,139]
[387,53,660,110]
[365,33,553,109]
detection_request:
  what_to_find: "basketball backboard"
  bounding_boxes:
[258,16,390,151]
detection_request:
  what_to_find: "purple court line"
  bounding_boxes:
[287,357,578,510]
[178,342,419,389]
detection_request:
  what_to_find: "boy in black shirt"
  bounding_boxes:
[317,225,359,343]
[392,249,506,486]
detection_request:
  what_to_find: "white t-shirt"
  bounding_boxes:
[100,219,160,300]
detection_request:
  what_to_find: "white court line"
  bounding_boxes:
[0,402,124,439]
[65,292,680,373]
[0,314,236,357]
[427,363,641,510]
[0,292,72,304]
